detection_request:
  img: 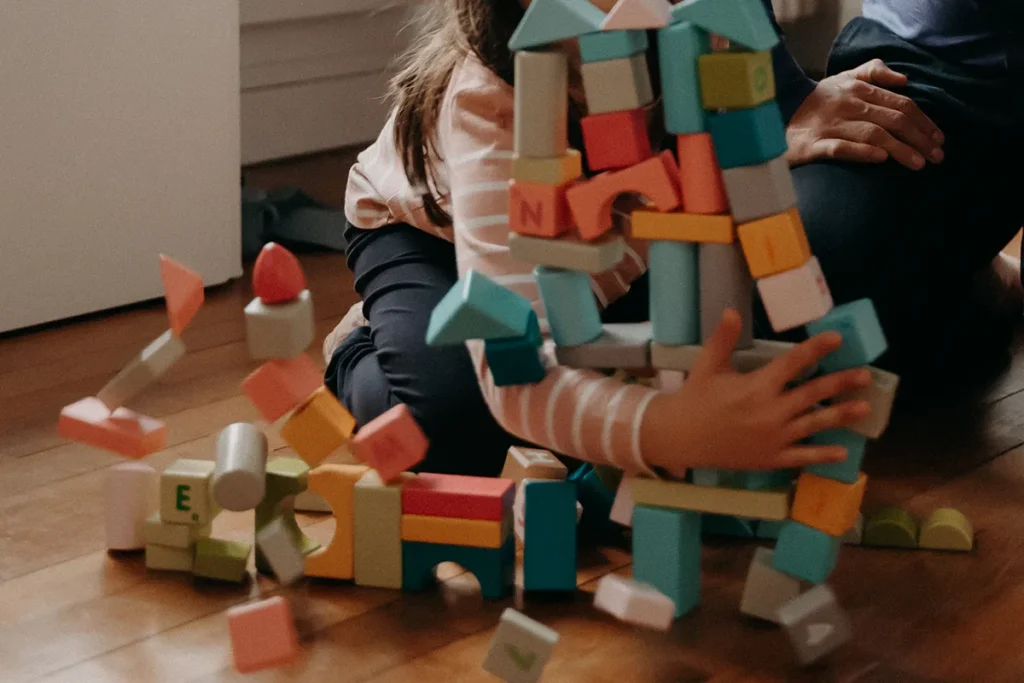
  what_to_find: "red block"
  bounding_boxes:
[241,355,323,422]
[581,108,652,172]
[253,243,307,304]
[350,404,428,482]
[509,180,573,238]
[677,133,728,214]
[402,473,515,521]
[58,397,166,459]
[159,255,204,335]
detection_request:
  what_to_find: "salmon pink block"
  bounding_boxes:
[227,596,299,673]
[349,404,428,481]
[402,472,515,521]
[58,397,166,458]
[241,355,323,422]
[253,243,307,304]
[509,180,573,238]
[159,255,204,335]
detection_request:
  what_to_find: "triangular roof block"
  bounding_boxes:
[601,0,671,30]
[671,0,779,51]
[159,254,204,335]
[426,270,534,346]
[508,0,606,51]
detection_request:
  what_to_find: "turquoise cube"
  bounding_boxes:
[484,311,546,387]
[806,430,868,484]
[402,537,514,600]
[701,514,755,538]
[658,22,711,134]
[427,269,533,346]
[576,468,620,539]
[649,240,700,345]
[708,101,787,169]
[632,505,701,617]
[773,521,841,583]
[523,481,578,592]
[534,266,602,346]
[671,0,779,51]
[805,299,888,373]
[755,519,785,539]
[508,0,605,51]
[578,30,648,63]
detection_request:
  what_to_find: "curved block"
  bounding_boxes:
[401,537,515,600]
[594,575,675,630]
[919,508,973,552]
[253,243,306,304]
[255,458,320,575]
[863,506,918,549]
[304,464,369,579]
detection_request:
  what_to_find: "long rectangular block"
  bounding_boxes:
[632,210,733,243]
[401,514,511,549]
[523,480,578,592]
[632,505,701,617]
[534,266,603,346]
[514,50,568,158]
[722,155,796,223]
[658,22,711,134]
[354,470,415,589]
[698,50,775,110]
[194,538,252,583]
[106,463,159,551]
[509,180,573,238]
[631,478,791,520]
[581,108,652,171]
[757,256,834,333]
[676,132,728,214]
[401,472,514,521]
[555,322,651,369]
[649,240,700,346]
[580,52,653,115]
[651,339,816,382]
[509,233,625,273]
[708,101,787,169]
[402,537,514,600]
[699,242,754,349]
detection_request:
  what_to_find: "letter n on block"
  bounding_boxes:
[509,180,572,238]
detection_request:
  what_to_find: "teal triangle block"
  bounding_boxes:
[426,270,534,345]
[671,0,779,51]
[508,0,606,51]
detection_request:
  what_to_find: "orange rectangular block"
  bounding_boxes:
[790,472,867,537]
[350,403,428,482]
[280,386,357,467]
[241,355,324,423]
[736,206,812,278]
[227,596,299,673]
[677,133,728,214]
[58,397,166,458]
[401,513,512,548]
[304,463,368,579]
[509,180,573,238]
[631,210,733,243]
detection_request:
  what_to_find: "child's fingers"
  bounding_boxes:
[759,331,843,389]
[771,445,849,468]
[785,400,871,442]
[779,368,872,417]
[689,309,741,381]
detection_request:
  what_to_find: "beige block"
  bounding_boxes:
[354,470,416,589]
[213,423,268,512]
[160,459,218,526]
[722,155,796,224]
[514,50,568,158]
[581,53,653,115]
[105,462,159,551]
[631,477,791,520]
[500,447,568,485]
[513,150,583,185]
[145,544,194,572]
[97,330,186,410]
[509,232,625,273]
[244,289,314,359]
[144,512,211,549]
[837,366,899,439]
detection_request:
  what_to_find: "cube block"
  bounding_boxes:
[426,269,534,346]
[776,585,852,666]
[773,521,841,583]
[580,53,653,116]
[649,240,700,345]
[708,101,787,169]
[737,206,811,278]
[514,50,569,158]
[500,447,568,484]
[193,538,252,582]
[632,210,733,243]
[483,608,559,683]
[145,512,211,549]
[58,397,167,459]
[632,505,701,617]
[280,386,356,468]
[806,299,888,373]
[632,478,790,520]
[534,266,603,346]
[509,180,573,238]
[722,155,796,223]
[835,366,898,439]
[676,132,728,214]
[757,256,834,332]
[698,50,774,109]
[594,575,675,630]
[350,403,428,482]
[256,516,308,585]
[227,596,299,673]
[658,22,711,134]
[790,472,867,537]
[513,150,583,185]
[241,354,324,423]
[485,311,547,387]
[402,472,515,521]
[244,290,315,360]
[581,108,652,171]
[509,232,626,273]
[579,29,648,63]
[740,547,802,623]
[160,459,217,526]
[105,462,159,551]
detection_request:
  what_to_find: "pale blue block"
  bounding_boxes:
[485,311,546,387]
[509,0,606,51]
[632,505,701,617]
[671,0,779,51]
[806,430,868,484]
[578,30,648,63]
[534,266,602,346]
[524,481,578,592]
[649,241,700,345]
[427,269,533,346]
[773,521,841,584]
[658,22,711,134]
[805,299,888,373]
[708,101,787,169]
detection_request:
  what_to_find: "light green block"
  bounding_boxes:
[919,508,973,552]
[863,506,918,549]
[146,544,194,572]
[194,538,253,582]
[160,459,218,526]
[144,512,211,549]
[255,457,319,575]
[698,50,774,110]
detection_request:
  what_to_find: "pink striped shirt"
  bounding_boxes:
[345,54,659,475]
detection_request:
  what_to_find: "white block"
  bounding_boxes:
[722,156,797,224]
[105,463,159,551]
[609,479,635,527]
[500,447,568,485]
[144,512,211,549]
[593,574,675,631]
[739,547,802,623]
[213,422,268,512]
[509,232,626,273]
[580,53,654,115]
[776,584,853,665]
[837,366,899,439]
[97,330,186,410]
[483,608,560,683]
[255,516,306,585]
[757,257,834,333]
[244,289,314,359]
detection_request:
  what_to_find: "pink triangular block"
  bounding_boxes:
[601,0,671,29]
[159,255,204,335]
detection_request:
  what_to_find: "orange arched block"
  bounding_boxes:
[509,180,573,238]
[304,463,369,579]
[567,150,681,241]
[677,133,728,214]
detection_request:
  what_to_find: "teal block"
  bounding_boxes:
[485,311,546,387]
[691,468,727,487]
[756,519,785,539]
[805,430,868,484]
[738,469,795,490]
[524,481,578,592]
[773,521,841,584]
[509,0,606,51]
[649,240,700,345]
[632,505,701,617]
[534,266,602,346]
[575,469,618,539]
[402,537,514,600]
[658,22,711,134]
[701,514,755,538]
[427,269,533,346]
[568,463,593,483]
[578,30,648,63]
[671,0,779,51]
[708,101,787,169]
[805,299,888,373]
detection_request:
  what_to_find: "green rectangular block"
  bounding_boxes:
[632,505,701,617]
[523,481,577,592]
[708,101,787,169]
[194,538,252,583]
[145,512,211,549]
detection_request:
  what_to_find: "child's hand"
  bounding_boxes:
[641,309,873,473]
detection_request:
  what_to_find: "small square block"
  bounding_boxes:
[632,210,733,243]
[58,397,166,459]
[426,269,534,346]
[227,596,299,673]
[483,608,559,683]
[513,150,584,185]
[485,312,546,387]
[722,155,796,223]
[146,544,194,572]
[160,459,217,526]
[402,472,515,521]
[580,53,654,116]
[708,101,787,169]
[776,584,853,665]
[698,50,775,110]
[773,521,841,584]
[806,299,888,373]
[594,574,675,630]
[740,547,802,623]
[279,386,356,467]
[805,429,868,484]
[244,290,315,360]
[581,108,652,171]
[193,538,252,582]
[509,180,573,238]
[737,206,811,278]
[578,29,648,63]
[757,256,834,332]
[500,447,568,484]
[834,366,898,439]
[350,403,428,481]
[241,354,324,423]
[790,472,867,536]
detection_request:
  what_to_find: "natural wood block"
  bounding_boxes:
[676,132,728,214]
[145,543,194,572]
[919,508,973,552]
[500,447,568,484]
[256,516,307,585]
[651,340,816,380]
[241,354,323,423]
[402,472,515,521]
[483,608,559,683]
[350,403,428,482]
[303,463,367,580]
[160,458,217,526]
[253,242,306,304]
[698,50,775,109]
[580,52,653,115]
[244,290,315,360]
[757,256,834,333]
[213,422,268,512]
[863,506,918,548]
[510,232,625,274]
[776,584,852,666]
[144,512,210,549]
[58,397,166,459]
[632,210,733,243]
[513,150,583,185]
[159,254,204,336]
[509,180,573,238]
[740,547,801,623]
[354,470,415,589]
[227,596,299,673]
[255,457,320,574]
[699,242,754,349]
[790,472,867,537]
[280,386,356,468]
[534,266,603,346]
[105,462,158,551]
[400,513,511,549]
[722,155,796,223]
[514,50,568,158]
[835,366,899,439]
[193,538,252,583]
[581,108,652,171]
[737,206,812,278]
[631,478,791,520]
[97,330,186,410]
[555,322,651,369]
[594,574,675,630]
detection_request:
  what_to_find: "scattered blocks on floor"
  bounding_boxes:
[227,596,299,673]
[863,506,919,548]
[508,0,605,51]
[256,516,308,585]
[581,108,652,171]
[510,232,625,273]
[671,0,779,51]
[698,50,774,110]
[513,50,569,159]
[580,53,654,115]
[161,459,217,526]
[252,242,307,304]
[241,354,324,423]
[776,584,852,666]
[146,543,194,572]
[403,536,515,600]
[722,155,796,224]
[244,290,315,360]
[555,322,651,369]
[806,298,888,373]
[594,575,675,630]
[513,150,583,185]
[601,0,671,29]
[632,505,701,617]
[834,366,899,439]
[403,473,515,521]
[303,463,368,579]
[255,458,320,575]
[159,254,204,335]
[483,608,559,683]
[773,520,842,584]
[789,472,868,537]
[58,397,167,459]
[193,538,252,583]
[280,386,356,468]
[500,447,568,484]
[354,470,415,589]
[523,480,578,592]
[737,206,811,279]
[105,462,158,551]
[757,256,834,332]
[632,477,790,520]
[632,210,734,243]
[213,422,268,512]
[534,266,603,346]
[676,132,728,214]
[805,429,868,484]
[509,180,573,238]
[485,311,547,387]
[649,240,700,345]
[740,547,802,623]
[349,403,428,482]
[426,270,534,346]
[918,508,973,552]
[699,242,755,348]
[708,101,787,169]
[97,330,186,410]
[658,21,711,134]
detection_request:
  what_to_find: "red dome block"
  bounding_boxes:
[253,243,307,304]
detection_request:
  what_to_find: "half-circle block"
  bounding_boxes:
[401,536,515,600]
[255,457,320,575]
[253,243,306,304]
[566,150,682,240]
[159,254,204,335]
[508,0,605,51]
[426,270,534,346]
[304,463,369,579]
[671,0,779,51]
[863,506,918,549]
[601,0,671,30]
[919,508,973,552]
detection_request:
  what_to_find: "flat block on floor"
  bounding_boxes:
[580,53,654,115]
[97,330,186,410]
[159,254,204,335]
[509,180,573,238]
[805,429,868,484]
[193,538,252,582]
[426,269,534,346]
[350,403,428,481]
[790,472,867,537]
[508,0,605,50]
[863,506,918,548]
[244,290,315,360]
[58,397,166,459]
[523,480,578,592]
[773,520,841,584]
[401,513,511,549]
[834,366,898,439]
[776,584,852,666]
[402,536,515,600]
[698,50,774,110]
[632,505,701,617]
[632,210,733,243]
[757,256,834,332]
[227,596,299,673]
[280,386,356,468]
[737,206,811,278]
[354,470,416,589]
[402,472,515,521]
[581,108,652,171]
[633,478,790,520]
[483,608,560,683]
[303,463,368,580]
[579,29,648,63]
[146,544,194,572]
[658,22,711,134]
[806,298,888,372]
[253,242,307,304]
[722,155,796,224]
[708,101,787,169]
[594,575,675,630]
[485,312,546,387]
[919,508,973,552]
[501,447,568,484]
[671,0,779,50]
[160,459,217,526]
[241,354,324,423]
[513,150,583,185]
[740,547,802,623]
[555,322,651,369]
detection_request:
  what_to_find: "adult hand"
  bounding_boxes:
[786,58,945,170]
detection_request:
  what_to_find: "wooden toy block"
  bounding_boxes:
[649,240,700,345]
[650,341,701,371]
[757,256,834,332]
[280,386,356,468]
[58,397,166,459]
[806,298,888,373]
[513,150,583,185]
[721,155,796,223]
[806,429,868,484]
[790,472,868,537]
[354,470,415,588]
[426,269,534,346]
[676,132,728,214]
[97,330,186,410]
[574,466,619,537]
[508,0,605,51]
[702,514,755,538]
[514,477,582,542]
[510,232,625,274]
[776,585,853,666]
[159,254,204,335]
[243,290,315,360]
[698,50,774,110]
[350,403,428,481]
[554,322,651,369]
[523,480,578,592]
[708,101,787,169]
[255,457,320,574]
[632,505,701,617]
[193,538,252,582]
[602,0,671,29]
[579,30,648,64]
[293,489,332,512]
[514,50,569,159]
[105,462,158,551]
[145,543,194,572]
[212,422,268,512]
[594,575,675,630]
[401,513,511,549]
[403,537,515,600]
[241,355,323,423]
[509,180,573,238]
[632,478,791,520]
[756,519,785,539]
[919,508,973,552]
[700,242,755,349]
[580,53,653,115]
[833,366,898,439]
[740,547,802,623]
[227,596,299,673]
[671,0,779,51]
[534,266,603,346]
[737,206,811,279]
[256,516,307,585]
[862,506,918,548]
[581,108,652,171]
[844,513,864,544]
[501,447,567,484]
[731,339,817,379]
[772,520,841,583]
[483,608,559,683]
[485,311,547,387]
[402,472,514,521]
[145,512,211,549]
[253,242,306,304]
[739,469,795,490]
[632,210,733,243]
[658,22,711,134]
[160,458,217,526]
[691,468,727,487]
[609,478,635,526]
[303,463,367,579]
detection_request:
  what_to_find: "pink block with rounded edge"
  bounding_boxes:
[241,355,323,422]
[593,574,675,631]
[253,243,307,304]
[601,0,671,29]
[609,478,635,527]
[350,404,428,482]
[227,596,299,673]
[58,397,167,458]
[159,255,204,335]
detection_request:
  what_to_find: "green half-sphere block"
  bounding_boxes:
[863,506,918,549]
[918,508,973,552]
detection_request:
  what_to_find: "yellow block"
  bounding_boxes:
[303,463,369,579]
[737,206,811,278]
[400,514,512,549]
[698,50,775,110]
[280,386,356,468]
[513,150,583,185]
[631,210,734,243]
[631,478,791,520]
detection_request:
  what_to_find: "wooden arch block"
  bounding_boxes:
[159,254,204,335]
[304,463,369,579]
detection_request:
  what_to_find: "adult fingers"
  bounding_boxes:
[757,331,842,390]
[856,80,944,144]
[785,400,872,443]
[838,120,926,170]
[779,368,873,417]
[770,445,849,468]
[807,138,888,164]
[850,59,908,88]
[862,102,943,163]
[689,309,741,381]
